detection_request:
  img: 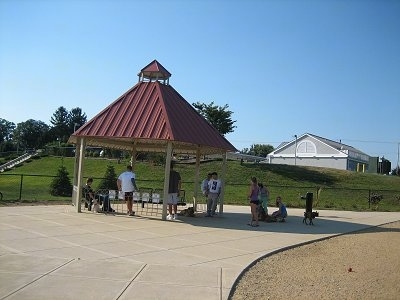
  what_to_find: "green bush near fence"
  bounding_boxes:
[0,156,399,212]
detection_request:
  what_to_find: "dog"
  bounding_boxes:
[92,200,102,213]
[303,211,319,225]
[178,207,195,217]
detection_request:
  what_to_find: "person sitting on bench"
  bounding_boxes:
[83,178,96,211]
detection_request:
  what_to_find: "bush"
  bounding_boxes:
[49,165,73,196]
[97,165,118,190]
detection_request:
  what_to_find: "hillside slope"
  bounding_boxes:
[2,156,400,211]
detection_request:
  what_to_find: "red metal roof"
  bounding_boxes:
[70,61,237,154]
[140,60,171,79]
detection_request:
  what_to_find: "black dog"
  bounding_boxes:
[303,211,319,225]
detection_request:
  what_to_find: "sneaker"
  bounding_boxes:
[173,214,178,220]
[166,214,173,220]
[129,211,135,216]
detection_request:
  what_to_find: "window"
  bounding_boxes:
[297,140,316,155]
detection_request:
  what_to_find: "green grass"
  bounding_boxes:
[1,155,400,211]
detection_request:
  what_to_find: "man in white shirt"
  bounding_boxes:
[117,165,138,216]
[206,172,221,217]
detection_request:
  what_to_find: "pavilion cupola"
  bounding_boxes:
[137,59,172,85]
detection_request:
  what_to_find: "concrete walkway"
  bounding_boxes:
[0,205,399,300]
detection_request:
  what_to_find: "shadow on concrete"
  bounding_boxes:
[173,212,400,235]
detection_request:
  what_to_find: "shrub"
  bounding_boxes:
[97,165,118,190]
[49,165,73,196]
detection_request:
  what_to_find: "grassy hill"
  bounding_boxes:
[1,155,399,211]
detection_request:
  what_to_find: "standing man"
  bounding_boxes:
[206,172,221,217]
[167,162,182,220]
[117,165,139,216]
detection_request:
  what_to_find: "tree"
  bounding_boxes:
[13,119,50,150]
[242,144,274,157]
[392,166,400,176]
[97,165,118,190]
[49,165,73,196]
[68,107,87,133]
[0,118,15,143]
[0,118,16,154]
[50,106,70,142]
[192,101,236,135]
[49,106,87,142]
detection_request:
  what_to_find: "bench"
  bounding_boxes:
[81,188,189,217]
[131,189,186,206]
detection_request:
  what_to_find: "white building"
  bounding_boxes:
[267,133,370,172]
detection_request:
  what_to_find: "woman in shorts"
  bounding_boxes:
[248,177,260,227]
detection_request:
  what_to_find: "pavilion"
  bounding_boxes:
[68,60,237,219]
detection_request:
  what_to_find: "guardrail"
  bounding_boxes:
[0,152,37,172]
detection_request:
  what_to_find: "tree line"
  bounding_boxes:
[0,102,274,158]
[0,106,87,154]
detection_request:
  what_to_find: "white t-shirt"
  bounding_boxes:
[208,178,221,194]
[118,171,136,192]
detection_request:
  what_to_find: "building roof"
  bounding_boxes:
[139,59,171,80]
[307,133,367,155]
[68,60,237,155]
[270,133,368,156]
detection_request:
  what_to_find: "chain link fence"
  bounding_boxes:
[1,173,399,211]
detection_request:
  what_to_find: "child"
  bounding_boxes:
[271,196,287,221]
[258,183,269,215]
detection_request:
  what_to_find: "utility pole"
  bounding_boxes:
[294,135,298,166]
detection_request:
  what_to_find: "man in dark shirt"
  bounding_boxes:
[167,162,182,220]
[83,177,95,211]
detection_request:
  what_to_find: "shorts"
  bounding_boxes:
[124,191,133,201]
[250,200,260,205]
[167,193,179,205]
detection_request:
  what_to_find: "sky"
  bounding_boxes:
[0,0,399,167]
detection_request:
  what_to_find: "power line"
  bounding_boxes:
[339,139,398,144]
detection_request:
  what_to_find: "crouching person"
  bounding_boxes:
[271,196,287,222]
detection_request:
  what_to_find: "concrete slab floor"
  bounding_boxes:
[0,205,399,300]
